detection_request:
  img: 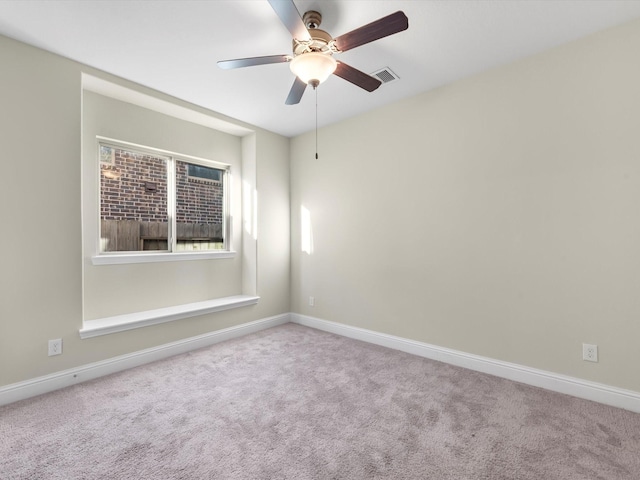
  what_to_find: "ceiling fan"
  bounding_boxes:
[218,0,409,105]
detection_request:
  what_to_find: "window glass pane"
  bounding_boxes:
[99,144,114,164]
[176,160,225,251]
[100,146,169,252]
[188,163,222,182]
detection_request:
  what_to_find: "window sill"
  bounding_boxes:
[79,295,259,339]
[91,250,236,265]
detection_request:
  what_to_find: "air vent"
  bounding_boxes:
[371,67,399,84]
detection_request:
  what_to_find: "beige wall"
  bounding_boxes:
[0,35,290,387]
[290,19,640,392]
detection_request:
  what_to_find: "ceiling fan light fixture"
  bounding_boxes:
[290,52,337,87]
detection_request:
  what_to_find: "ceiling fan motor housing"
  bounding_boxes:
[292,27,333,55]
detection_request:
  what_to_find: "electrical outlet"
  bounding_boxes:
[48,339,63,356]
[582,343,598,362]
[309,296,315,306]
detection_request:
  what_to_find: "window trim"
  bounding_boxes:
[94,137,232,262]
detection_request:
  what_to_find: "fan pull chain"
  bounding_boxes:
[315,85,319,160]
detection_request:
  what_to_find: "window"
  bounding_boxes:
[98,140,229,254]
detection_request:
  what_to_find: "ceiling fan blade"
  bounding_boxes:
[332,11,408,53]
[333,62,382,92]
[268,0,311,41]
[217,54,291,69]
[285,77,307,105]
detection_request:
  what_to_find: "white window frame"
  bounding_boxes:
[92,137,235,265]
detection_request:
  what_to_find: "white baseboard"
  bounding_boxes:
[5,312,639,414]
[0,313,290,407]
[291,313,640,414]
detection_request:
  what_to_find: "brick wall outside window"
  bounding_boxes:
[176,160,223,225]
[100,149,224,224]
[100,149,169,222]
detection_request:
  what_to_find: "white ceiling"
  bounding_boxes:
[1,0,640,138]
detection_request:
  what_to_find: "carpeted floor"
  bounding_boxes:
[1,323,639,479]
